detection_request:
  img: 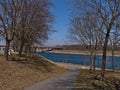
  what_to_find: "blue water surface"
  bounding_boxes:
[34,51,120,70]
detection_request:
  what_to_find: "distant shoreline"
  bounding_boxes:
[48,50,120,56]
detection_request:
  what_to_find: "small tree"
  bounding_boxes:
[69,10,103,72]
[109,20,120,71]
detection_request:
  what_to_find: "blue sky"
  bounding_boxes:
[46,0,73,46]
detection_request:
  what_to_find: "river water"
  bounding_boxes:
[34,51,120,70]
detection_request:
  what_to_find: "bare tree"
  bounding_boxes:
[70,0,120,80]
[91,0,120,81]
[0,0,54,59]
[0,0,22,60]
[11,0,54,56]
[69,10,103,72]
[109,19,120,71]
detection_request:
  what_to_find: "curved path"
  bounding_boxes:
[24,63,80,90]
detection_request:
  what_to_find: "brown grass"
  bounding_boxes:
[0,54,66,90]
[52,50,120,56]
[77,69,120,90]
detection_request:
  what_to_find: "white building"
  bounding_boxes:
[0,45,5,53]
[0,45,14,55]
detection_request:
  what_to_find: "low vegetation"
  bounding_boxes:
[77,69,120,90]
[0,54,66,90]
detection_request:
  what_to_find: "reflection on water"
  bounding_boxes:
[34,51,120,70]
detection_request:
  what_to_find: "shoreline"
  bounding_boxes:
[50,50,120,56]
[36,51,120,71]
[56,62,120,72]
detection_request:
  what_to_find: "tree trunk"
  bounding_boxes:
[89,52,93,71]
[112,46,115,71]
[93,54,96,73]
[101,46,107,81]
[19,41,24,57]
[101,30,110,81]
[27,46,31,56]
[84,56,86,66]
[93,42,97,73]
[5,40,10,61]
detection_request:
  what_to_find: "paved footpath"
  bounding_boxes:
[24,63,80,90]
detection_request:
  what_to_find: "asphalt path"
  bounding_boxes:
[24,63,80,90]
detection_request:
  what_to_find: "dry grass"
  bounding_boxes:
[52,50,120,56]
[77,69,120,90]
[52,50,88,54]
[0,54,66,90]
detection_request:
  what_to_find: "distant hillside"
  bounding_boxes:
[62,44,120,51]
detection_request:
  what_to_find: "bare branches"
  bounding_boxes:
[69,0,120,80]
[0,0,54,59]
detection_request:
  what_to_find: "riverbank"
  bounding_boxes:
[55,62,90,69]
[51,50,120,56]
[0,55,66,90]
[23,62,120,90]
[77,69,120,89]
[35,51,120,70]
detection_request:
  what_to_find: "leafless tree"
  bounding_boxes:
[109,19,120,71]
[69,10,103,72]
[92,0,120,81]
[0,0,22,60]
[11,0,54,56]
[70,0,120,80]
[0,0,54,59]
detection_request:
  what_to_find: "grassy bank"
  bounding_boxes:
[77,69,120,90]
[0,54,66,90]
[52,50,120,56]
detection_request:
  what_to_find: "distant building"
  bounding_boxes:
[32,46,63,52]
[0,45,5,53]
[0,45,14,55]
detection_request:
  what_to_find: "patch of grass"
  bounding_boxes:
[0,54,66,90]
[77,69,120,90]
[52,50,120,56]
